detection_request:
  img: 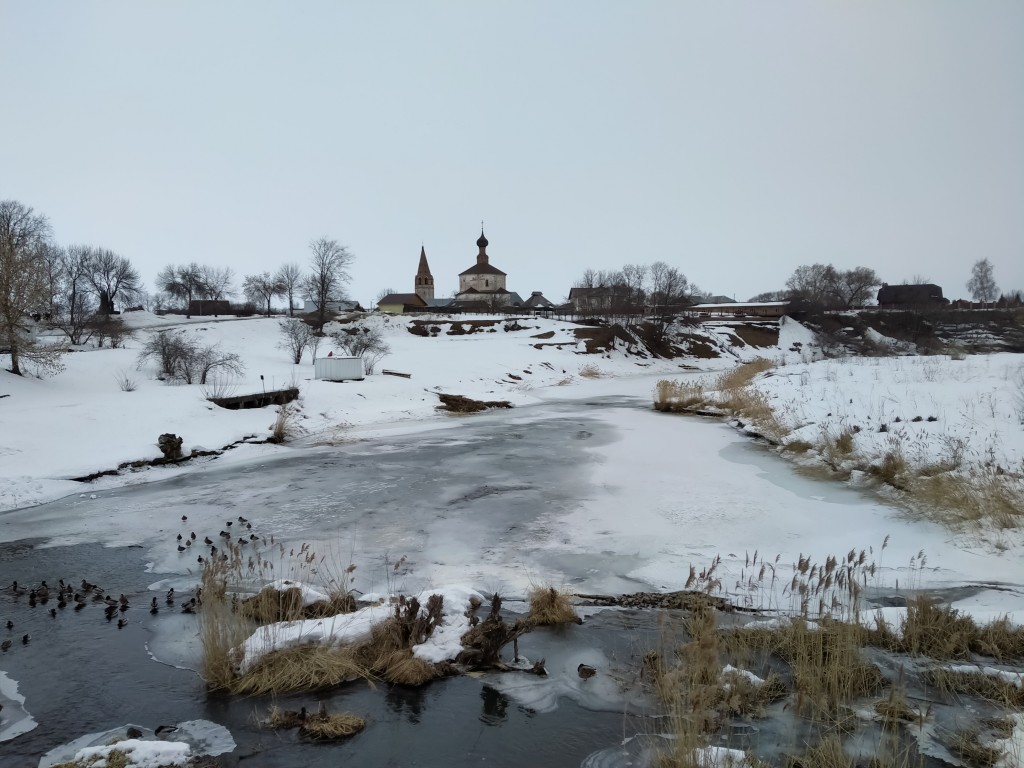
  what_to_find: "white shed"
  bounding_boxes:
[314,356,365,381]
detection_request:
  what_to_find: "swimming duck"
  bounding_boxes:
[1,639,10,651]
[577,663,597,679]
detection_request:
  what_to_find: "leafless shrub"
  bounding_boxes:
[331,323,390,374]
[92,316,134,348]
[113,369,137,392]
[199,375,238,401]
[579,363,603,378]
[138,329,244,385]
[278,317,313,364]
[137,329,191,378]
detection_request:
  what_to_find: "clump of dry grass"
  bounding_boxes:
[267,704,366,740]
[528,586,581,626]
[655,379,708,412]
[894,596,978,660]
[198,556,251,690]
[867,596,1024,662]
[579,363,603,378]
[925,668,1024,707]
[783,439,815,454]
[232,644,370,696]
[784,735,853,768]
[730,618,883,720]
[301,710,366,740]
[271,403,298,443]
[239,585,356,624]
[869,448,910,489]
[716,359,775,391]
[872,687,922,725]
[912,470,1024,530]
[948,729,1004,767]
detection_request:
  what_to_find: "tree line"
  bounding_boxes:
[0,197,354,376]
[570,261,705,318]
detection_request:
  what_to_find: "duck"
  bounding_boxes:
[119,594,129,606]
[203,537,213,545]
[238,516,248,524]
[274,706,307,728]
[21,634,30,645]
[0,639,10,652]
[49,608,57,618]
[5,619,13,630]
[117,618,127,629]
[155,724,179,738]
[577,663,597,679]
[177,545,186,552]
[74,601,86,612]
[176,534,183,541]
[9,582,26,596]
[180,515,187,522]
[126,726,143,739]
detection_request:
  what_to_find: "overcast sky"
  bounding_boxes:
[3,2,1022,306]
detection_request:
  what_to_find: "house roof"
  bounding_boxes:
[377,293,427,307]
[459,262,506,276]
[568,286,615,298]
[523,292,554,307]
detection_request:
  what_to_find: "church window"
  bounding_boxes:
[485,280,489,287]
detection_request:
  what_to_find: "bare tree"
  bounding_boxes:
[243,272,285,316]
[649,261,690,315]
[748,290,788,302]
[51,245,99,345]
[967,258,998,305]
[274,263,303,316]
[303,238,354,328]
[785,263,839,307]
[278,318,313,363]
[831,266,881,308]
[156,263,207,317]
[0,200,65,376]
[86,248,141,314]
[198,266,235,302]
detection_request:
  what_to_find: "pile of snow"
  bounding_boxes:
[66,739,191,768]
[239,584,483,673]
[0,671,36,743]
[265,578,330,605]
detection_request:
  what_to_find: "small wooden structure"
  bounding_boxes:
[314,356,364,381]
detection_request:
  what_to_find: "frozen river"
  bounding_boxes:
[1,392,1020,765]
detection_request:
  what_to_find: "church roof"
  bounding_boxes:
[417,246,432,277]
[459,262,506,276]
[377,293,427,307]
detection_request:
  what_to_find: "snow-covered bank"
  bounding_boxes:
[2,312,713,512]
